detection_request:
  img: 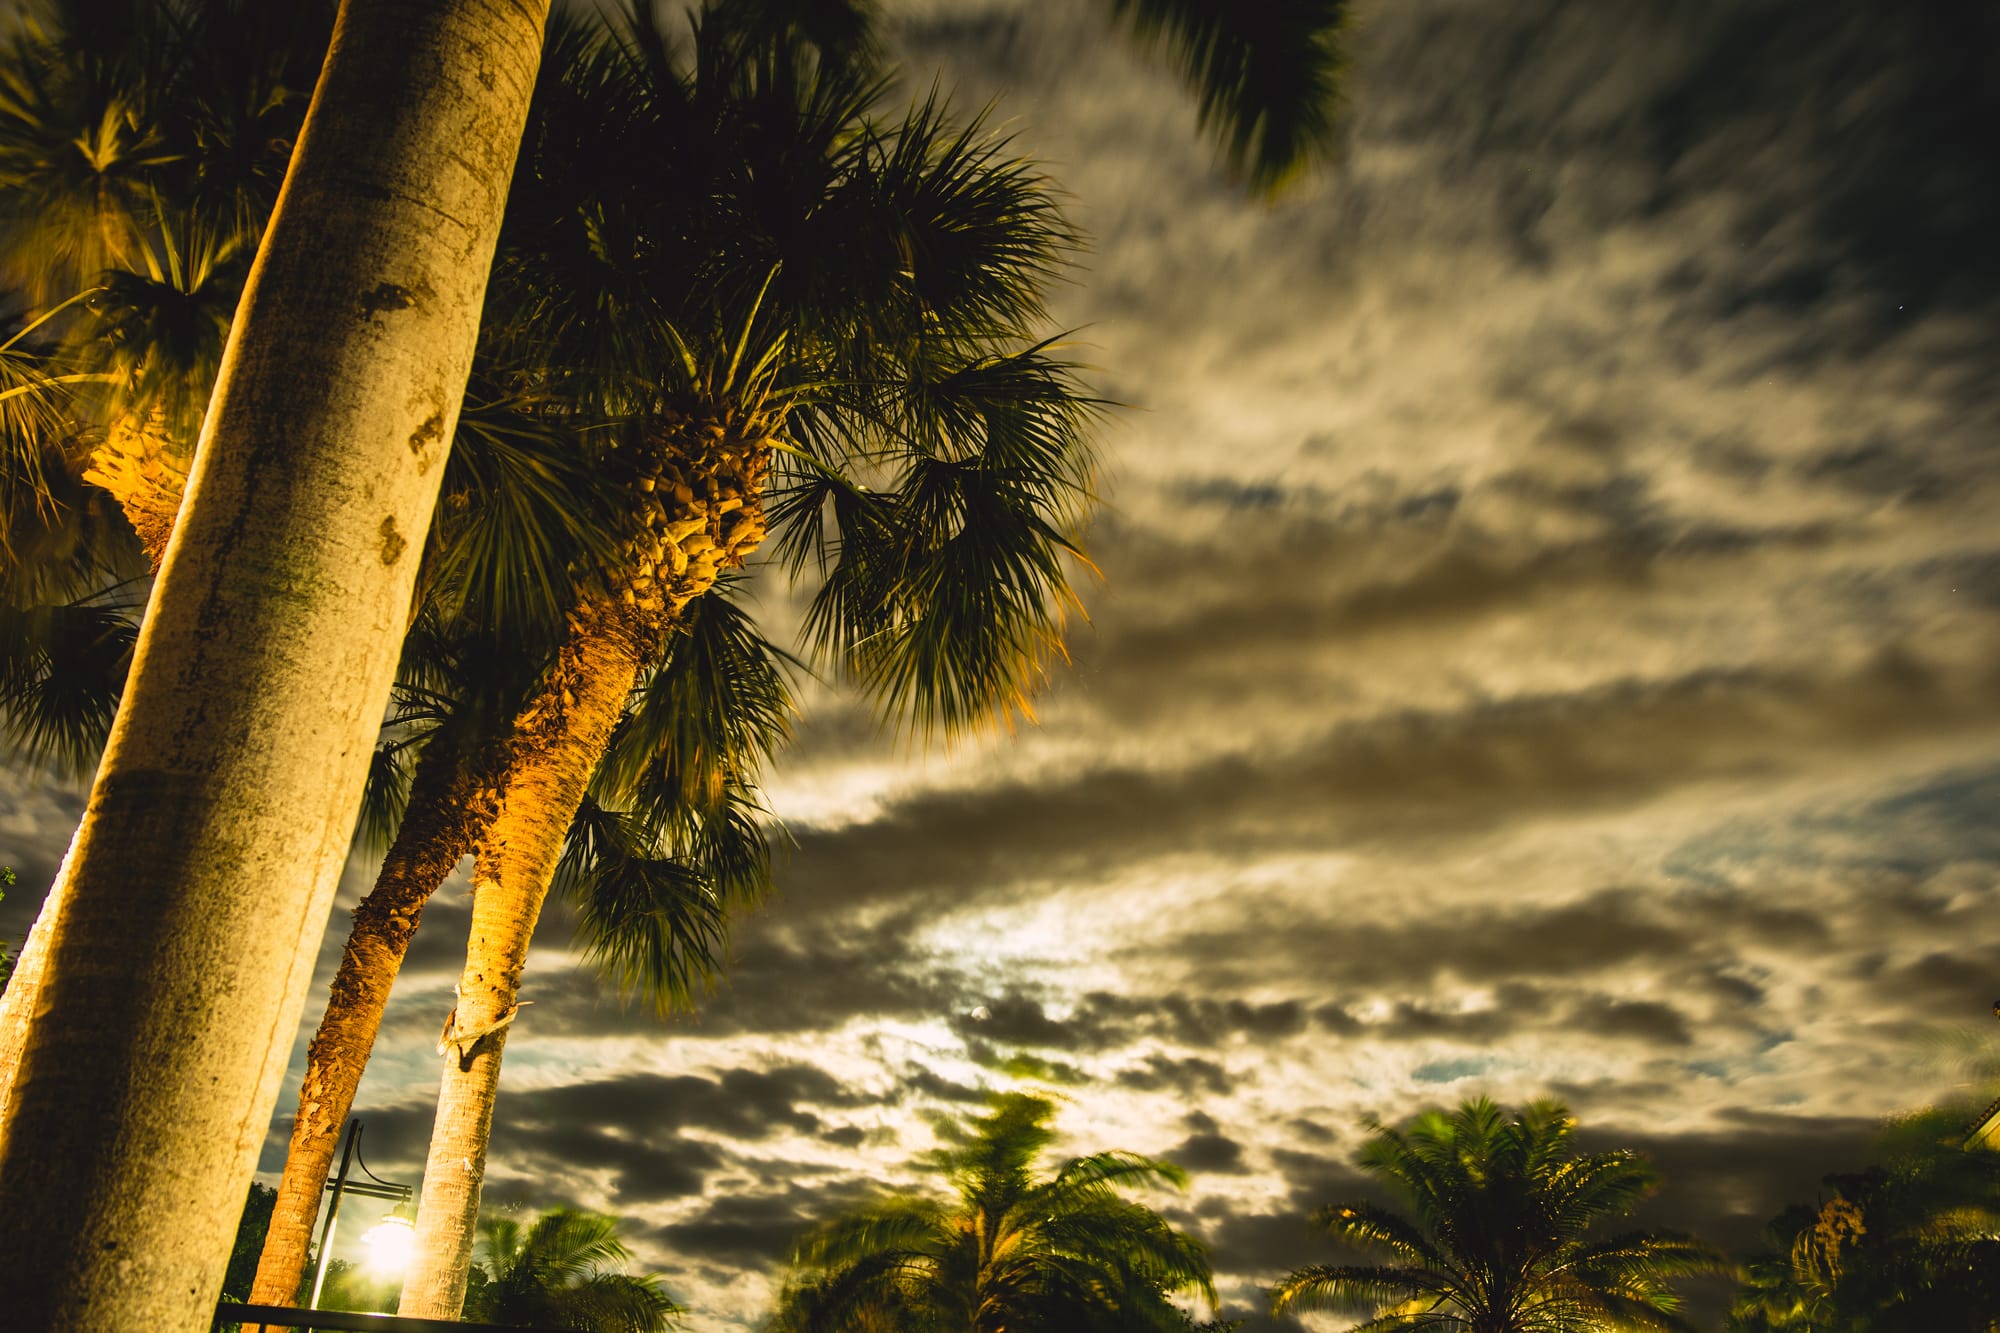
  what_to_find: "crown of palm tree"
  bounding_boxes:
[1273,1098,1726,1333]
[777,1093,1216,1332]
[1728,1095,2000,1333]
[467,1207,682,1333]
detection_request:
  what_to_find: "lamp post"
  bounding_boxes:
[307,1119,414,1309]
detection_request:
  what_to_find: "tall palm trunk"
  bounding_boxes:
[400,405,773,1318]
[246,732,506,1315]
[0,3,548,1329]
[397,610,646,1319]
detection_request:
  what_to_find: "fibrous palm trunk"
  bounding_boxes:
[0,3,548,1329]
[81,410,192,565]
[399,403,773,1318]
[246,732,506,1315]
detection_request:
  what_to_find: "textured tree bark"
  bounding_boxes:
[0,3,548,1330]
[0,838,75,1129]
[81,412,191,565]
[246,734,505,1315]
[398,409,773,1317]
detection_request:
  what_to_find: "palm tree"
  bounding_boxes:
[1272,1098,1724,1333]
[464,1208,681,1333]
[1727,1099,2000,1332]
[404,0,1362,1310]
[396,9,1098,1315]
[0,2,552,1329]
[773,1093,1213,1331]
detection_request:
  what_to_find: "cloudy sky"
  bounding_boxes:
[6,0,2000,1327]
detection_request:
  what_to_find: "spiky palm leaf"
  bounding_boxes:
[1108,0,1351,196]
[466,1208,681,1333]
[1272,1098,1726,1332]
[553,578,795,1013]
[777,1093,1215,1332]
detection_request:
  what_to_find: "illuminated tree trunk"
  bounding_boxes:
[0,839,75,1128]
[397,613,645,1319]
[0,4,547,1330]
[246,734,506,1314]
[399,407,772,1318]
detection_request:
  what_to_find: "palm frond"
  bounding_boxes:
[1270,1264,1447,1316]
[0,587,137,777]
[1317,1201,1448,1269]
[421,390,623,651]
[795,345,1099,737]
[595,576,797,821]
[1109,0,1351,196]
[779,1094,1213,1330]
[1281,1099,1714,1333]
[469,1207,680,1333]
[557,783,772,1015]
[353,738,416,856]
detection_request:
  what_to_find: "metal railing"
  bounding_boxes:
[214,1301,569,1333]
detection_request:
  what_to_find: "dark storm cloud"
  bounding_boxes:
[1068,515,1842,727]
[651,1177,878,1266]
[1564,996,1696,1047]
[775,649,2000,929]
[1114,1054,1234,1099]
[502,1066,860,1143]
[1170,1113,1249,1175]
[501,1121,722,1204]
[1585,1110,1885,1253]
[282,1065,881,1211]
[0,774,80,934]
[675,916,957,1037]
[896,1064,989,1104]
[946,990,1309,1054]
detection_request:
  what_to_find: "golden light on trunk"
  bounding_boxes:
[399,400,775,1317]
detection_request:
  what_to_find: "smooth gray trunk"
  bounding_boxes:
[0,3,549,1329]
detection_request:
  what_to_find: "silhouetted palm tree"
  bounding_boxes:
[775,1092,1216,1331]
[464,1208,681,1333]
[1273,1098,1724,1333]
[1727,1099,2000,1333]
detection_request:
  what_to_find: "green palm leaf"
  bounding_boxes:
[468,1208,681,1333]
[777,1094,1214,1331]
[1275,1098,1728,1332]
[1108,0,1351,196]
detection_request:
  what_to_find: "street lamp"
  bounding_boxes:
[361,1204,417,1277]
[307,1119,414,1309]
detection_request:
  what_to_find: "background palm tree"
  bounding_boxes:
[465,1207,681,1333]
[774,1092,1216,1332]
[1272,1098,1725,1333]
[1727,1095,2000,1332]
